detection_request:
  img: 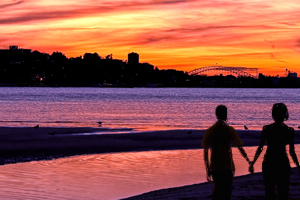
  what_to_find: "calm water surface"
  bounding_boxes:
[0,146,299,200]
[0,87,299,131]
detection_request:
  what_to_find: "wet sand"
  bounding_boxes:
[1,127,300,199]
[0,126,299,165]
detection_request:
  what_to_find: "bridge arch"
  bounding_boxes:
[188,66,258,79]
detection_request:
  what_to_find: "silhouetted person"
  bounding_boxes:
[249,103,300,200]
[202,105,250,200]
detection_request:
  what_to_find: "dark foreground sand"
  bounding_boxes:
[122,167,300,200]
[1,126,299,165]
[0,127,300,199]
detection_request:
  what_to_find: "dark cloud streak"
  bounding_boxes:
[277,22,297,26]
[0,0,196,24]
[269,53,288,64]
[0,1,23,9]
[165,25,277,34]
[197,52,286,59]
[0,7,112,24]
[126,25,275,46]
[296,39,300,47]
[150,0,190,4]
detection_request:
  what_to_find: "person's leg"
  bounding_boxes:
[263,163,276,200]
[222,170,233,199]
[212,170,233,200]
[211,171,220,200]
[277,167,290,200]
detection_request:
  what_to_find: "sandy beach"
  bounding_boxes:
[0,126,300,199]
[0,126,289,164]
[122,167,300,200]
[1,127,300,164]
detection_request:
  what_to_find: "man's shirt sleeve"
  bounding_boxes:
[202,128,212,148]
[229,127,243,147]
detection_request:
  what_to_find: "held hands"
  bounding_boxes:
[206,169,213,182]
[245,157,254,174]
[248,161,254,174]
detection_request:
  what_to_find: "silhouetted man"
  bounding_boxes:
[202,105,250,200]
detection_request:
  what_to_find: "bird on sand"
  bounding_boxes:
[187,131,192,135]
[244,125,249,130]
[33,125,39,128]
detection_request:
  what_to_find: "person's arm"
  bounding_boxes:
[238,146,250,163]
[289,128,300,173]
[251,126,267,166]
[229,127,250,162]
[204,148,212,182]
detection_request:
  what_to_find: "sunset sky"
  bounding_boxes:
[1,0,300,76]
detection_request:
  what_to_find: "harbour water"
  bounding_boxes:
[0,87,299,131]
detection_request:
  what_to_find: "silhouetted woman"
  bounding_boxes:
[249,103,300,200]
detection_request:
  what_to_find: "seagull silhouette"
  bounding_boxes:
[97,121,102,125]
[187,131,192,135]
[244,125,249,130]
[33,125,39,128]
[298,126,300,129]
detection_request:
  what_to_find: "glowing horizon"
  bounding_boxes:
[1,0,300,76]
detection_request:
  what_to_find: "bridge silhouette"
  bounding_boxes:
[188,66,258,79]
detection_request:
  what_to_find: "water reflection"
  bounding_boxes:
[0,146,299,200]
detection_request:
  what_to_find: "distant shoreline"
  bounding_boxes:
[1,86,300,88]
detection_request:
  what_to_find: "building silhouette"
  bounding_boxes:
[128,52,139,65]
[288,71,297,78]
[0,46,31,55]
[0,45,299,88]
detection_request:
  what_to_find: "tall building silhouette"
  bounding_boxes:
[128,52,139,65]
